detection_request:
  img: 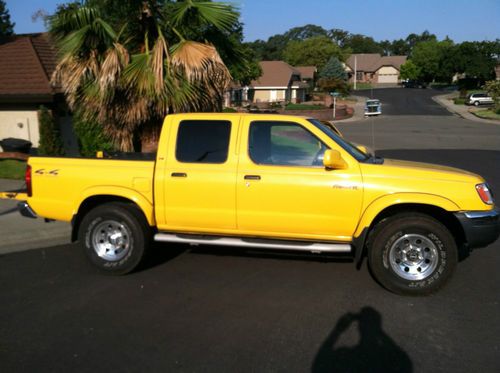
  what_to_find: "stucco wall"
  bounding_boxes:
[0,110,40,148]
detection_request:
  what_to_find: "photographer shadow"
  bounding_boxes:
[312,307,413,373]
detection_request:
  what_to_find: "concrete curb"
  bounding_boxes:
[0,178,71,255]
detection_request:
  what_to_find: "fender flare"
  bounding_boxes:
[352,193,460,265]
[74,186,155,225]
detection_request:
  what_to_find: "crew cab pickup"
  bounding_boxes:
[3,113,499,295]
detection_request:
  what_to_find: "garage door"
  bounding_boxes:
[378,74,398,83]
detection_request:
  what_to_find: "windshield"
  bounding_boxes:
[308,119,370,162]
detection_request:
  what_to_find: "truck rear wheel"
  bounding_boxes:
[368,213,457,295]
[78,202,151,275]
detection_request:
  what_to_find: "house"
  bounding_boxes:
[495,64,500,80]
[229,61,311,105]
[345,53,407,85]
[0,33,77,153]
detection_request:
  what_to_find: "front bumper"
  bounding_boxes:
[454,209,500,249]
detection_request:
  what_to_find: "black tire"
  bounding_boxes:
[78,202,151,275]
[474,101,480,106]
[367,213,457,295]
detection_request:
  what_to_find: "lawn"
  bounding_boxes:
[353,82,373,90]
[471,109,500,121]
[0,160,27,179]
[285,103,325,110]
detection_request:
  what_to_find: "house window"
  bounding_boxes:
[356,72,363,81]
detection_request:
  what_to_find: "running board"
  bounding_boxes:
[154,233,352,254]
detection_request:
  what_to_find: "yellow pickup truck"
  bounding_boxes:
[3,113,499,295]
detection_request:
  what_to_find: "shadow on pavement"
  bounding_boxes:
[312,307,412,373]
[136,242,186,272]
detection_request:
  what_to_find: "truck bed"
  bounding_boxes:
[27,156,155,222]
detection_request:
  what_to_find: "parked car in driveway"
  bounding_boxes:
[365,99,382,116]
[466,93,494,106]
[402,80,427,88]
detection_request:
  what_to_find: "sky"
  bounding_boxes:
[5,0,500,43]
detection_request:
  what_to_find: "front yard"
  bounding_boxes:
[471,109,500,121]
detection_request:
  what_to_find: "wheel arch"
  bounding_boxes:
[71,194,154,242]
[353,199,466,265]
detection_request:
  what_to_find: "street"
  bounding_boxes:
[1,88,499,373]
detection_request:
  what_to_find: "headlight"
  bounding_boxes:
[476,183,494,205]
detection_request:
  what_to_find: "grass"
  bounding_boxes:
[353,82,373,90]
[471,109,500,121]
[0,160,27,180]
[453,97,466,105]
[285,103,325,110]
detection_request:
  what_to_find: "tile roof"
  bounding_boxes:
[0,33,58,99]
[250,61,301,87]
[346,53,407,72]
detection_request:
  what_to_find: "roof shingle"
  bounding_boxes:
[0,33,57,98]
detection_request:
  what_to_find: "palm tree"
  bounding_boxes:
[50,0,237,151]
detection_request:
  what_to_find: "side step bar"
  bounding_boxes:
[154,233,352,254]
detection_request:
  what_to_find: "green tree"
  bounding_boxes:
[38,106,65,156]
[283,36,346,70]
[246,24,329,61]
[344,34,382,54]
[411,40,455,82]
[319,56,347,80]
[405,30,437,55]
[453,41,499,82]
[483,80,500,113]
[328,28,350,48]
[399,60,420,80]
[389,39,410,56]
[50,0,240,151]
[0,0,14,37]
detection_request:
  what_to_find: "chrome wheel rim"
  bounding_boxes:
[389,234,438,280]
[92,220,131,261]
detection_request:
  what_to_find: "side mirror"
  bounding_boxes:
[356,145,369,154]
[323,149,347,169]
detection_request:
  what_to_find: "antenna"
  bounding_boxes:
[370,85,376,156]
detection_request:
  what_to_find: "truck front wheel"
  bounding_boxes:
[78,202,151,275]
[368,213,457,295]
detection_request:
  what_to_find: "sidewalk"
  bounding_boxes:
[334,96,366,123]
[0,178,71,255]
[433,93,500,125]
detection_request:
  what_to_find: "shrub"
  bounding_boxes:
[73,111,115,157]
[483,80,500,113]
[37,106,64,156]
[222,107,237,113]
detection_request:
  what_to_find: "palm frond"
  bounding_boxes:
[171,40,231,87]
[169,1,239,33]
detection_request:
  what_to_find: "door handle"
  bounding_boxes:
[244,175,261,180]
[171,172,187,177]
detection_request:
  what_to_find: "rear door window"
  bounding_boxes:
[176,120,231,163]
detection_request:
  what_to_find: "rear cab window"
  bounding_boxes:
[176,120,231,164]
